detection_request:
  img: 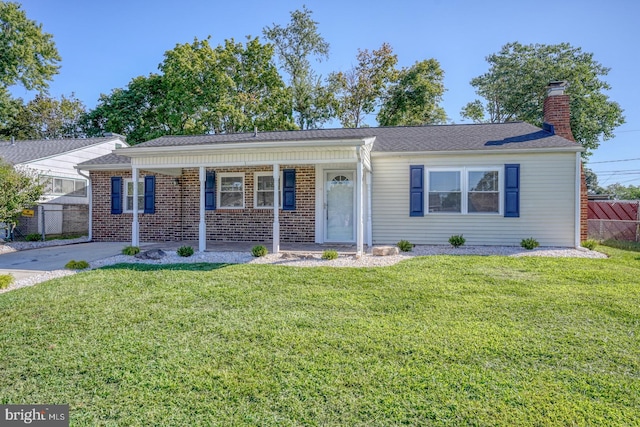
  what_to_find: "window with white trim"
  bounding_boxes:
[124,179,144,213]
[254,172,282,208]
[468,170,499,213]
[218,173,244,208]
[40,175,87,197]
[427,168,501,214]
[428,171,461,213]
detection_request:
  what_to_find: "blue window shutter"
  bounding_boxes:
[283,169,296,210]
[205,170,216,210]
[504,164,520,217]
[409,166,424,217]
[144,176,155,214]
[111,176,122,214]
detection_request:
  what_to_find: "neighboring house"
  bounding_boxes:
[0,134,128,238]
[78,83,586,254]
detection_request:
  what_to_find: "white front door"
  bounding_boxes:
[325,171,355,242]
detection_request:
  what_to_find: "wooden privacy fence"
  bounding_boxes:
[588,200,640,242]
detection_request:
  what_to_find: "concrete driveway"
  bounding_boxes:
[0,242,128,281]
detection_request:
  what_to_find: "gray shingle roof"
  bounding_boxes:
[134,122,581,152]
[78,122,582,168]
[0,136,125,165]
[76,152,131,168]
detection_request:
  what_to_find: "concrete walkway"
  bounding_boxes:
[0,242,128,281]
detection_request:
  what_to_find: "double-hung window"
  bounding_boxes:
[428,171,462,213]
[468,170,499,213]
[427,168,500,214]
[254,172,282,208]
[124,179,144,213]
[219,173,244,208]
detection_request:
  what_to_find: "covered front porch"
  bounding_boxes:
[119,135,375,256]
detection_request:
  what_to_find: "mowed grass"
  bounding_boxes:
[1,248,639,426]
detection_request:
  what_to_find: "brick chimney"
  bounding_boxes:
[543,81,575,142]
[543,81,587,243]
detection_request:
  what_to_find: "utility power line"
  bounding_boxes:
[588,157,640,164]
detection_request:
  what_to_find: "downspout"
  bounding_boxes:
[366,170,372,247]
[575,153,581,247]
[77,169,92,241]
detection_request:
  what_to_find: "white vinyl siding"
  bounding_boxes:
[371,152,578,247]
[132,147,360,168]
[24,138,123,205]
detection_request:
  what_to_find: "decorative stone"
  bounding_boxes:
[135,249,166,260]
[372,246,399,256]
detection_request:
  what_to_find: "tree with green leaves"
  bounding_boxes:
[0,2,60,101]
[7,93,86,139]
[81,74,170,144]
[583,167,604,194]
[377,59,447,126]
[263,6,332,129]
[329,43,398,128]
[0,160,43,233]
[162,36,294,134]
[83,37,295,143]
[460,42,624,156]
[0,1,61,135]
[605,183,640,200]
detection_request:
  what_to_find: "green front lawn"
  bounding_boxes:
[1,248,639,426]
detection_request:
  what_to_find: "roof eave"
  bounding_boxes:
[372,146,584,157]
[119,138,370,158]
[75,163,131,171]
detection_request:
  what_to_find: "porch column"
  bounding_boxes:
[272,163,280,254]
[131,167,140,247]
[356,153,364,257]
[198,166,206,252]
[366,170,373,247]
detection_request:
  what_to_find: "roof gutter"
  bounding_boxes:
[371,146,584,157]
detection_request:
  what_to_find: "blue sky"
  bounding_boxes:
[12,0,640,186]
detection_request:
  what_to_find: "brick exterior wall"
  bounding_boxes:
[91,165,315,243]
[543,94,574,142]
[581,164,588,242]
[544,92,588,242]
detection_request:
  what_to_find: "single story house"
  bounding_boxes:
[77,83,586,255]
[0,134,127,238]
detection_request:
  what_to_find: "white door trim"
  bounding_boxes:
[324,169,356,243]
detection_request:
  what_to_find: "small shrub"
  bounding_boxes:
[449,234,466,248]
[322,250,338,260]
[397,240,413,252]
[65,260,89,270]
[521,237,540,250]
[0,274,14,289]
[177,245,194,257]
[25,233,41,242]
[122,246,140,256]
[251,245,268,257]
[581,239,598,250]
